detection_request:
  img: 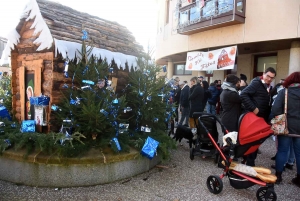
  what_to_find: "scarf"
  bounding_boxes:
[221,81,237,92]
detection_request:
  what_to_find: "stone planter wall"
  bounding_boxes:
[0,149,159,187]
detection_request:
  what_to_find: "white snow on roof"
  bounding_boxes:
[54,39,138,70]
[1,0,139,70]
[0,0,53,65]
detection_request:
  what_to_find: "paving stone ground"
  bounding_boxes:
[0,123,299,201]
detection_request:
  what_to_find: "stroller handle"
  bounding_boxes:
[192,112,228,134]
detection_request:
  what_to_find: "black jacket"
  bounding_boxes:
[180,85,189,108]
[240,77,271,121]
[189,83,204,117]
[272,86,300,135]
[208,85,221,105]
[220,89,241,132]
[174,86,181,105]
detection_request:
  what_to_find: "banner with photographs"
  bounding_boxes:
[185,45,237,71]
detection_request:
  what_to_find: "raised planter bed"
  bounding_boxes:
[0,148,159,187]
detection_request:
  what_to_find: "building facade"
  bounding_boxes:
[155,0,300,84]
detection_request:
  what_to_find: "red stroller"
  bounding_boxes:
[196,112,277,201]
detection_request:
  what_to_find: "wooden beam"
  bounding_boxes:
[19,67,25,121]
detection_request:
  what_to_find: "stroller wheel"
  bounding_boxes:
[206,175,223,194]
[190,148,194,160]
[256,187,277,201]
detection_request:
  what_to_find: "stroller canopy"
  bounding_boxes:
[238,112,273,146]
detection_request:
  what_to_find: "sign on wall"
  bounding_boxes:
[185,45,237,71]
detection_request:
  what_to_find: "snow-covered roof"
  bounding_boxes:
[0,0,143,69]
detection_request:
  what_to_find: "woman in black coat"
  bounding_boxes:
[220,74,241,132]
[272,72,300,185]
[188,77,204,128]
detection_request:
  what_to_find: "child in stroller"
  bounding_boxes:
[197,112,277,201]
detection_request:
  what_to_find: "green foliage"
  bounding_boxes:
[0,75,13,117]
[0,38,176,160]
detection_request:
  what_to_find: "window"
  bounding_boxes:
[254,54,277,78]
[174,64,192,75]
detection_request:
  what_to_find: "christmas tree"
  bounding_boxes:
[0,30,176,159]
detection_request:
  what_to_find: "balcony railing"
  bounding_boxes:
[176,0,246,35]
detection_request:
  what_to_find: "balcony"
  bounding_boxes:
[176,0,246,35]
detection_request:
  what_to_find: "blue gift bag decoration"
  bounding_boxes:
[30,95,50,106]
[21,120,35,133]
[112,137,121,151]
[141,136,159,159]
[0,105,12,121]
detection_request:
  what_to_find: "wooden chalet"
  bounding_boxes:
[2,0,144,131]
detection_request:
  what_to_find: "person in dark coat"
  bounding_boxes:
[207,82,221,115]
[179,81,190,126]
[174,80,182,124]
[189,77,204,128]
[272,72,300,186]
[240,67,276,166]
[239,73,248,91]
[220,74,241,132]
[201,81,210,111]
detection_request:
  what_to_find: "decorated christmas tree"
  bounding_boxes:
[0,30,176,159]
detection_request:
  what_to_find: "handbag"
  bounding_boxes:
[271,89,289,135]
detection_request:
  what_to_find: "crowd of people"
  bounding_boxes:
[170,68,300,188]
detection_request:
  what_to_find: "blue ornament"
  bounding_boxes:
[63,61,69,78]
[4,139,11,147]
[153,118,159,123]
[70,99,75,105]
[162,65,167,72]
[82,80,95,85]
[51,105,59,111]
[70,98,80,105]
[62,84,69,89]
[81,85,91,90]
[109,67,114,73]
[82,30,88,40]
[112,137,121,151]
[64,71,69,78]
[11,122,16,128]
[146,96,152,101]
[124,107,132,113]
[143,70,150,76]
[139,91,144,96]
[100,109,109,117]
[112,98,119,105]
[82,66,89,75]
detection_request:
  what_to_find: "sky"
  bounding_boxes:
[0,0,158,51]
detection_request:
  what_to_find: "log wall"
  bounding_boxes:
[12,20,54,132]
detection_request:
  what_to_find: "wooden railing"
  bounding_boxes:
[176,0,246,35]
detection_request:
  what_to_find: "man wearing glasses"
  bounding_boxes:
[240,67,276,166]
